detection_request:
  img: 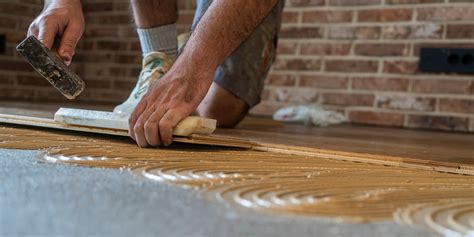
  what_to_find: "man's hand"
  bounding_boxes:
[28,0,85,65]
[128,64,214,148]
[128,0,278,148]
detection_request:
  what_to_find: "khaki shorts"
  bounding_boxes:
[191,0,284,108]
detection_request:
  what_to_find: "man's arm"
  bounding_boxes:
[129,0,279,147]
[181,0,279,73]
[28,0,85,65]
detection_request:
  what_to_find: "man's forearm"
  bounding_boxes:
[175,0,278,75]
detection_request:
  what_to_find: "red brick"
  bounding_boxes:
[74,53,114,63]
[303,10,353,23]
[118,26,139,38]
[439,99,474,114]
[349,111,404,126]
[129,41,141,51]
[352,77,409,91]
[261,88,272,101]
[77,41,95,51]
[383,60,418,74]
[113,80,135,90]
[76,89,128,103]
[0,74,15,85]
[387,0,443,4]
[280,27,323,39]
[407,115,469,131]
[109,67,132,77]
[273,58,321,71]
[277,42,298,55]
[0,60,33,72]
[447,25,474,39]
[265,74,297,86]
[16,75,50,87]
[329,26,380,39]
[300,43,351,56]
[381,24,443,39]
[329,0,381,6]
[83,2,113,12]
[358,9,413,22]
[282,11,300,24]
[87,14,131,25]
[411,24,443,39]
[321,93,374,106]
[417,6,474,21]
[287,0,325,6]
[96,41,128,51]
[84,80,112,89]
[412,79,471,94]
[0,16,16,28]
[381,26,411,39]
[83,26,119,38]
[326,60,379,73]
[354,43,409,57]
[275,88,318,103]
[115,54,142,64]
[250,101,286,116]
[0,88,38,101]
[376,95,435,111]
[299,75,349,89]
[113,2,130,11]
[0,3,38,16]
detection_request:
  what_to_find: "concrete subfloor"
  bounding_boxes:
[0,148,434,237]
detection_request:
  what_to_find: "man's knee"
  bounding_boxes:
[198,104,247,128]
[197,83,249,128]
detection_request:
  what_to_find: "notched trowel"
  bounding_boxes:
[16,36,85,99]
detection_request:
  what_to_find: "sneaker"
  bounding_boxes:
[177,32,190,54]
[113,52,173,114]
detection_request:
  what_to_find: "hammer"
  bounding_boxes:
[16,36,85,100]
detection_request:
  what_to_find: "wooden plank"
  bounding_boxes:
[54,108,217,137]
[0,113,252,148]
[230,118,474,166]
[0,113,128,136]
[218,118,474,175]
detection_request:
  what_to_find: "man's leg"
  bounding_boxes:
[114,0,178,114]
[131,0,178,58]
[197,83,249,127]
[193,0,285,127]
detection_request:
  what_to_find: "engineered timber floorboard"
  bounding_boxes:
[0,105,473,175]
[219,118,474,175]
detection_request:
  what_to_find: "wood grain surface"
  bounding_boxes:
[0,108,473,175]
[218,118,474,175]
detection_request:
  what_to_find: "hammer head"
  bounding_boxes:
[16,36,85,100]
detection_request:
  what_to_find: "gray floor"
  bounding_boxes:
[0,148,433,237]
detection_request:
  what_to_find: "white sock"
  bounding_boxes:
[137,24,177,60]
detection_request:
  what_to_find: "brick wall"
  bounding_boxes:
[0,1,43,100]
[0,0,473,132]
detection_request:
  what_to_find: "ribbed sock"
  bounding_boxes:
[137,24,177,60]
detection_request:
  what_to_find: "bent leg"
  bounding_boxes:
[115,0,178,114]
[192,0,284,118]
[197,83,249,128]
